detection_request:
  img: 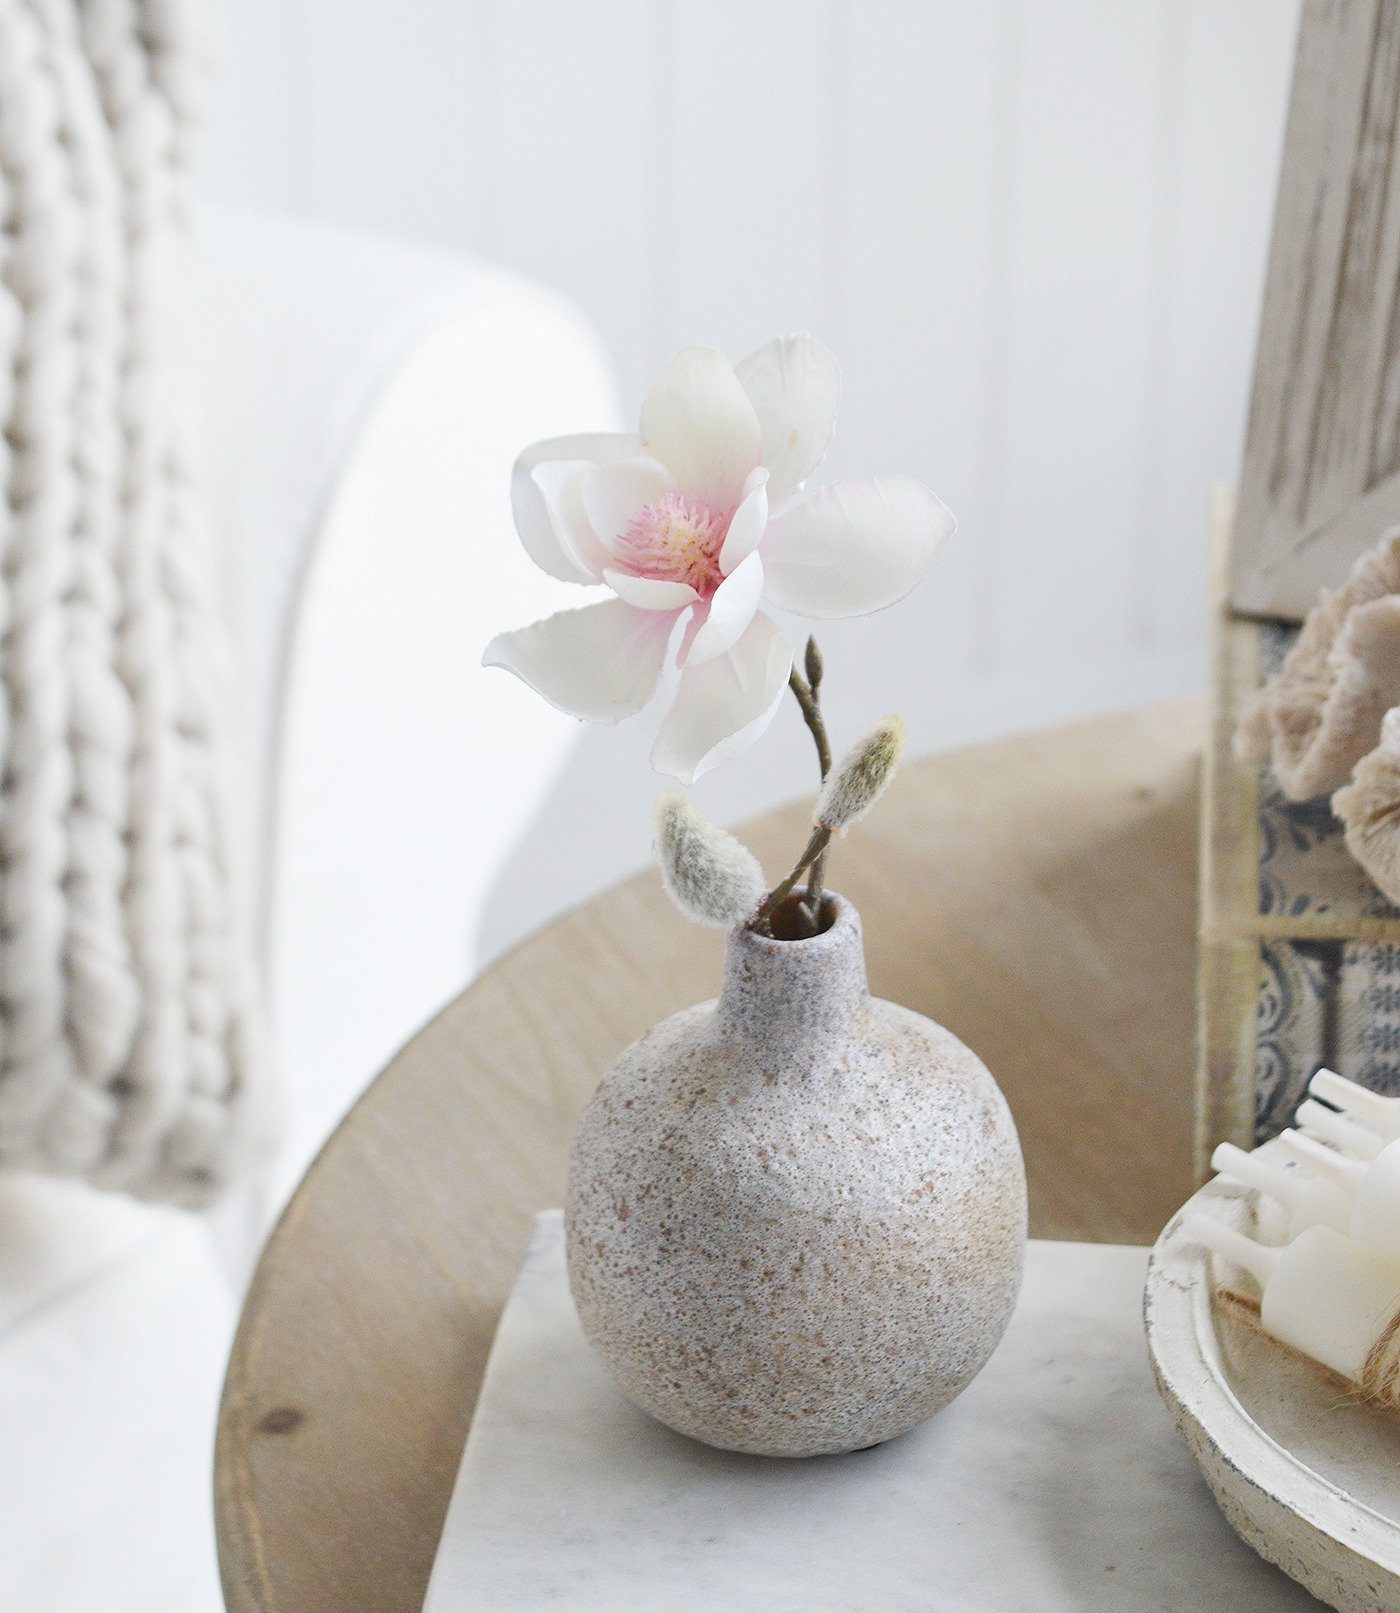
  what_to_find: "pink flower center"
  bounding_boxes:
[614,493,730,594]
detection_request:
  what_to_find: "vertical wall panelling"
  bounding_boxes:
[462,0,499,259]
[838,2,1002,705]
[667,1,829,363]
[1159,0,1300,644]
[301,0,480,249]
[203,0,1302,671]
[645,0,676,388]
[204,0,313,212]
[1130,0,1190,652]
[1000,1,1162,677]
[818,0,851,360]
[288,0,317,212]
[494,1,653,413]
[970,0,1023,679]
[196,1,1307,961]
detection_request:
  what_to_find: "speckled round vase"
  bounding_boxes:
[565,893,1027,1458]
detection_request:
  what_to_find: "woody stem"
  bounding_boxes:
[787,643,831,911]
[750,825,832,930]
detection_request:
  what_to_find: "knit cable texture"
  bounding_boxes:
[0,0,271,1207]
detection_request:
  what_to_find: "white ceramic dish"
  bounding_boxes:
[1145,1142,1400,1612]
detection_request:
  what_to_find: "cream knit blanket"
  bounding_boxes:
[0,0,268,1206]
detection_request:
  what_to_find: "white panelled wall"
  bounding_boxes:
[203,1,1301,963]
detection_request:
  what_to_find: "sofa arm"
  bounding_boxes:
[0,211,620,1613]
[192,206,621,1215]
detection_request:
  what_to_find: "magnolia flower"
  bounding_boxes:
[484,335,955,785]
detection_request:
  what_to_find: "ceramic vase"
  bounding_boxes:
[565,893,1027,1458]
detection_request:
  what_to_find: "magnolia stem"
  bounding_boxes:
[751,825,832,931]
[788,638,832,913]
[748,637,834,936]
[806,841,830,914]
[788,657,832,780]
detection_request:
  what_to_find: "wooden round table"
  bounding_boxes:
[215,698,1203,1613]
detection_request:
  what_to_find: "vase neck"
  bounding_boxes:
[715,894,870,1048]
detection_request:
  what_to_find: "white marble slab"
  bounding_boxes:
[424,1212,1322,1612]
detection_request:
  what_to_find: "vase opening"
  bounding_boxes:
[764,892,839,940]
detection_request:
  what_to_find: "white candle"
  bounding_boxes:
[1309,1068,1399,1145]
[1276,1129,1400,1268]
[1295,1097,1383,1161]
[1209,1141,1349,1237]
[1182,1213,1400,1384]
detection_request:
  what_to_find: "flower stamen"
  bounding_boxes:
[615,494,730,593]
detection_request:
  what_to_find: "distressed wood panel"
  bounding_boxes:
[1232,0,1400,617]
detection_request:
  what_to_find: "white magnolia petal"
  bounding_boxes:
[603,569,699,610]
[760,476,956,618]
[531,461,613,579]
[512,432,640,582]
[639,346,763,511]
[651,611,793,786]
[685,551,764,666]
[582,455,680,552]
[718,476,769,576]
[483,598,679,723]
[735,334,842,508]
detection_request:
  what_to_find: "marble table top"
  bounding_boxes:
[424,1212,1321,1612]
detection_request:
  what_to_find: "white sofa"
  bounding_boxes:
[0,208,618,1612]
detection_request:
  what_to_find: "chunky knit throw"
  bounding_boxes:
[0,0,268,1206]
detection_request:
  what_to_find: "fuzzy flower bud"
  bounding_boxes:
[815,716,906,833]
[654,792,768,928]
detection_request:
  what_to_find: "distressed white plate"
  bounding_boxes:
[1145,1145,1400,1613]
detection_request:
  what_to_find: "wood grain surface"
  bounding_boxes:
[1231,0,1400,619]
[215,698,1203,1613]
